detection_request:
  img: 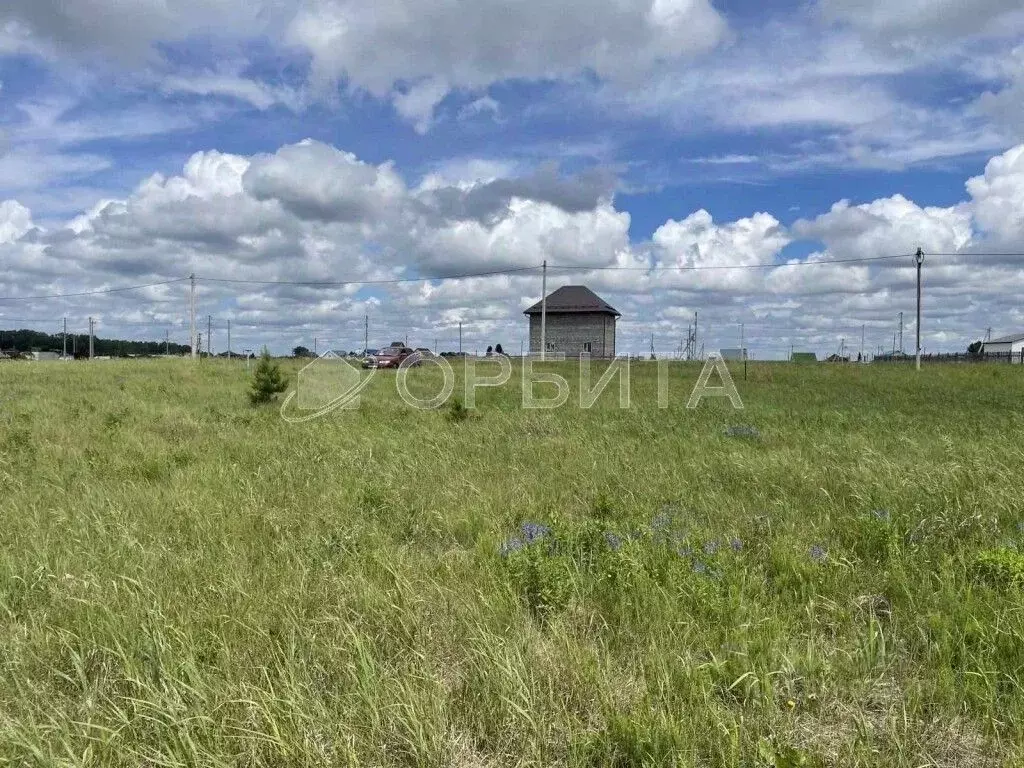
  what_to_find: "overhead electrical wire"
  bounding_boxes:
[198,264,544,286]
[547,253,916,271]
[1,249,1022,302]
[928,252,1024,257]
[201,252,927,287]
[0,278,188,302]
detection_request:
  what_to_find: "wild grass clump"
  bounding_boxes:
[446,395,469,422]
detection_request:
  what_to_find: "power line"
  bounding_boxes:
[198,264,542,286]
[0,264,540,302]
[0,317,187,327]
[929,252,1024,257]
[0,278,188,302]
[4,249,1020,303]
[550,251,1024,273]
[547,253,914,273]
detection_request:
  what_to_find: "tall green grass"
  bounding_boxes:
[0,358,1022,766]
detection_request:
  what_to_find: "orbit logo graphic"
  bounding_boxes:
[279,351,377,423]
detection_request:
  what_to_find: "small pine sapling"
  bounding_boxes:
[249,347,289,405]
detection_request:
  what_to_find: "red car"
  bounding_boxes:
[363,346,419,369]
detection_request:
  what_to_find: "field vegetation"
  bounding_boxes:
[1,358,1023,766]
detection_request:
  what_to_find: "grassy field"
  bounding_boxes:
[1,358,1023,767]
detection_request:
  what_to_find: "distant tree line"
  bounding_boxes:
[0,328,191,357]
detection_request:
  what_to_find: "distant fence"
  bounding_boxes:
[873,351,1024,364]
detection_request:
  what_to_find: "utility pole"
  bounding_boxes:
[364,314,369,354]
[540,260,547,361]
[860,324,865,362]
[88,317,94,360]
[741,322,747,380]
[650,333,655,360]
[62,317,67,358]
[915,248,924,371]
[898,312,904,356]
[227,320,231,359]
[189,273,197,359]
[685,317,698,362]
[459,322,463,355]
[207,315,212,357]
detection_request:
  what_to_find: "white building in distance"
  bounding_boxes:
[982,333,1024,362]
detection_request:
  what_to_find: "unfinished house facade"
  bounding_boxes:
[524,285,620,358]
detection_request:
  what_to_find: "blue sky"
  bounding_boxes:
[1,0,1023,356]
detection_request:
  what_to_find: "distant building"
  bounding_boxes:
[983,333,1024,362]
[524,285,620,358]
[720,348,748,361]
[29,351,59,361]
[791,352,817,363]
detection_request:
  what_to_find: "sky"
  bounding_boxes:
[1,0,1023,358]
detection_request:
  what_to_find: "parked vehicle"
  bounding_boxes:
[363,346,418,369]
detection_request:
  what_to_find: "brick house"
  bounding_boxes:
[524,285,620,358]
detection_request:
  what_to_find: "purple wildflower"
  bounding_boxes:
[703,540,719,556]
[604,531,623,551]
[730,537,743,552]
[651,511,672,532]
[871,509,891,523]
[677,544,694,558]
[809,544,827,563]
[519,522,551,544]
[692,561,720,579]
[500,538,524,557]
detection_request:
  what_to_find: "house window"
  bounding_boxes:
[582,342,592,353]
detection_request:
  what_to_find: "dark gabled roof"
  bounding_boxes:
[986,333,1024,344]
[523,285,620,317]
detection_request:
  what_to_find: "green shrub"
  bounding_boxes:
[446,395,469,422]
[248,347,289,405]
[970,548,1024,589]
[505,546,573,620]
